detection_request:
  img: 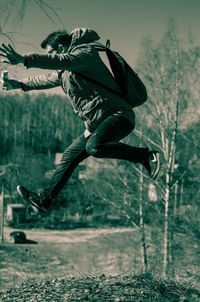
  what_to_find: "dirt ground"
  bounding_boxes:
[3,226,135,244]
[1,226,141,290]
[1,227,200,301]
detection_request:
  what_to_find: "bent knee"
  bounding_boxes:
[86,142,100,156]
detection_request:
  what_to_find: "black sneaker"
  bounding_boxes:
[17,185,48,213]
[143,151,160,180]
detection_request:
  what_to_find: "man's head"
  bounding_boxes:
[41,30,72,54]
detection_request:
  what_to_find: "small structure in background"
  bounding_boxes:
[78,156,115,179]
[148,183,157,202]
[7,204,26,225]
[55,153,63,165]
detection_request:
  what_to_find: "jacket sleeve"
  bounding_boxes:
[20,71,62,91]
[24,46,94,72]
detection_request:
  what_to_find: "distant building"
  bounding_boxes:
[148,183,157,201]
[54,152,118,180]
[55,153,63,165]
[7,204,26,224]
[78,157,118,180]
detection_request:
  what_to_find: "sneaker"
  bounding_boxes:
[143,151,160,180]
[17,185,48,213]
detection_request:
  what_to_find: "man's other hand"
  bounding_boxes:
[1,78,22,91]
[0,43,24,65]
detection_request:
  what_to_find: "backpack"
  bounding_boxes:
[76,40,148,108]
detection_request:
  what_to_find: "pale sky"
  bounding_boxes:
[1,0,200,93]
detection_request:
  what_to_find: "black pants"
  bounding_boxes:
[42,114,149,202]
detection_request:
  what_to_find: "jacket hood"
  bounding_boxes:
[69,28,100,50]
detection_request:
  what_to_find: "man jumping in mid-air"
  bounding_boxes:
[0,27,160,213]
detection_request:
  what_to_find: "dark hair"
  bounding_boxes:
[41,30,72,49]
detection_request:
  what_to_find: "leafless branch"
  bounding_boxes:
[33,0,65,26]
[0,0,65,30]
[134,129,164,152]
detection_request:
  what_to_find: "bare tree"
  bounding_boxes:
[136,19,200,276]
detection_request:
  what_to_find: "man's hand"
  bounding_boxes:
[1,78,22,91]
[0,43,24,65]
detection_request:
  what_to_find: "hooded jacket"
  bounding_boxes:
[21,28,135,132]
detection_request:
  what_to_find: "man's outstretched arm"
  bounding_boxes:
[1,72,61,92]
[20,72,61,91]
[0,43,93,72]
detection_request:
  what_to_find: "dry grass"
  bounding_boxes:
[0,272,200,302]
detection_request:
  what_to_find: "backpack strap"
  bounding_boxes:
[90,40,127,95]
[106,39,110,48]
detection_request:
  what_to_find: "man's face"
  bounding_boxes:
[46,44,68,54]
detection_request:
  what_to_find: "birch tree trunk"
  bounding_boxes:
[163,172,170,277]
[139,146,148,273]
[163,50,180,276]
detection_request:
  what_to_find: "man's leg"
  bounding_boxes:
[45,133,90,201]
[86,114,147,162]
[17,133,89,212]
[86,114,160,178]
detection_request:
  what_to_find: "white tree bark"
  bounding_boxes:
[139,146,148,273]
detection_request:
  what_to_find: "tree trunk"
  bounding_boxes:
[139,159,148,273]
[179,178,184,211]
[163,172,170,277]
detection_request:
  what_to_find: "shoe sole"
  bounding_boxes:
[17,186,47,213]
[151,152,160,180]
